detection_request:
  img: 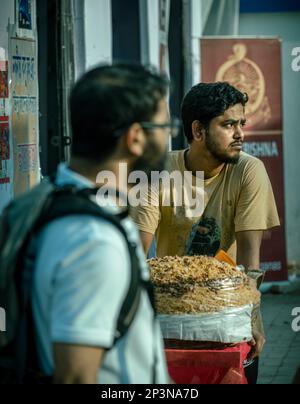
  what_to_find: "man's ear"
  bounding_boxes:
[124,123,146,157]
[191,120,205,142]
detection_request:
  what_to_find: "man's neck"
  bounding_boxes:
[69,157,130,196]
[185,147,225,180]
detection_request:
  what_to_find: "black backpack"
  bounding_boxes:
[0,178,155,384]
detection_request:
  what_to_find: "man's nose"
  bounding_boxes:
[233,125,244,141]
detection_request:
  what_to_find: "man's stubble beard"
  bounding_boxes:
[205,130,241,165]
[132,137,168,179]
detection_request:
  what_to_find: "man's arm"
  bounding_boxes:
[236,230,265,360]
[248,313,266,362]
[139,231,154,255]
[53,344,105,384]
[236,230,263,270]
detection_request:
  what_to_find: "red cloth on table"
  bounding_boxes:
[165,343,251,385]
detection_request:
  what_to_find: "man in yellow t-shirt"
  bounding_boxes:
[131,82,280,384]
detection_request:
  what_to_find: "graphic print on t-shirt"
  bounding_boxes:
[185,216,221,257]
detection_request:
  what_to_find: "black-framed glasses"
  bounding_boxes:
[140,117,182,138]
[112,117,182,139]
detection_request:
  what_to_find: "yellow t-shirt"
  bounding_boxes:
[131,150,280,261]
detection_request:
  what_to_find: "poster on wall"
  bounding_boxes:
[17,0,33,30]
[16,0,35,39]
[10,36,40,197]
[0,61,9,98]
[159,0,170,75]
[0,56,12,211]
[0,118,10,185]
[0,59,10,119]
[200,38,288,282]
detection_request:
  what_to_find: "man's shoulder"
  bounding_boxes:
[223,153,268,194]
[40,214,130,256]
[232,152,265,174]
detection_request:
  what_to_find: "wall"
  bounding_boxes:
[0,0,15,211]
[85,0,112,69]
[239,12,300,263]
[0,0,39,210]
[72,0,112,78]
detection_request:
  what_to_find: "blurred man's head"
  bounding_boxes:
[70,64,170,176]
[182,82,249,164]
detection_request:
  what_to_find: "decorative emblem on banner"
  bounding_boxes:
[215,44,271,127]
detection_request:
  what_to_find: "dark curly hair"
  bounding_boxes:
[181,82,248,143]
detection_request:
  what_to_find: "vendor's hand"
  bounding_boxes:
[247,330,266,361]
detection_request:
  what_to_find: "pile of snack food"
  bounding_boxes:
[148,255,261,344]
[149,255,260,314]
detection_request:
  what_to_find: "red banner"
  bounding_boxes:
[200,38,287,282]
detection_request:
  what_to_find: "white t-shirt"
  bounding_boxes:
[32,164,169,384]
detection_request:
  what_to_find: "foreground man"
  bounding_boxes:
[132,82,280,384]
[32,64,173,384]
